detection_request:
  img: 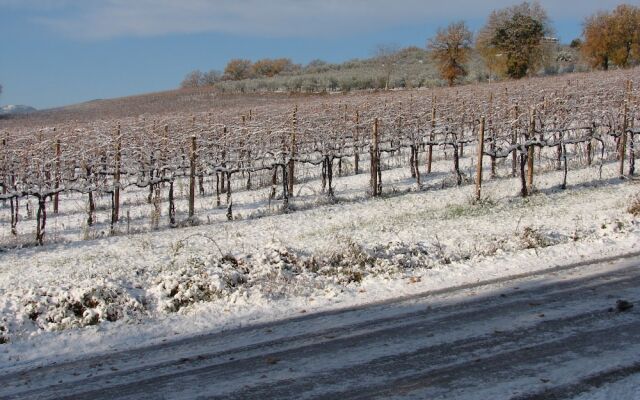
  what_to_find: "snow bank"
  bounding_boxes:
[1,281,144,342]
[3,213,637,346]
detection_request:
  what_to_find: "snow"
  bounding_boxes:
[0,149,639,375]
[571,374,640,400]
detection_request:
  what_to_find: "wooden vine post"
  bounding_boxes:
[168,180,176,226]
[287,105,297,195]
[539,96,547,162]
[282,160,289,211]
[189,135,197,218]
[242,115,251,190]
[354,110,360,174]
[561,132,568,189]
[459,100,465,157]
[512,104,519,177]
[162,124,175,226]
[1,135,6,203]
[1,135,8,220]
[371,118,380,196]
[85,159,95,227]
[221,126,228,194]
[339,104,347,176]
[630,110,636,177]
[489,93,496,179]
[620,101,628,178]
[112,123,122,229]
[527,108,536,193]
[628,78,635,177]
[475,117,485,201]
[53,138,61,214]
[427,100,436,174]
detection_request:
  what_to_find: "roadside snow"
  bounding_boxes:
[570,374,640,400]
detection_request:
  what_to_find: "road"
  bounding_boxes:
[2,254,640,399]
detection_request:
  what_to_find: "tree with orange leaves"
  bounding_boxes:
[252,58,297,78]
[223,59,254,81]
[582,4,640,70]
[428,21,473,86]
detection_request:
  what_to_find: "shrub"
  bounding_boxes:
[628,194,640,216]
[519,226,551,249]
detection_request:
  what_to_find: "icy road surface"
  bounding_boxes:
[2,254,640,400]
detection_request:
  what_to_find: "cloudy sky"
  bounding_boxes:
[0,0,625,109]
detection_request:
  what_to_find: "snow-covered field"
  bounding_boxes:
[1,149,639,375]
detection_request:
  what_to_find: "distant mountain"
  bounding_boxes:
[0,105,37,116]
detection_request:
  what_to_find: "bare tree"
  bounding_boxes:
[201,70,222,86]
[428,21,473,86]
[374,44,400,90]
[181,70,204,88]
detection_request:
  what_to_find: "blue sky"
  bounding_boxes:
[0,0,626,109]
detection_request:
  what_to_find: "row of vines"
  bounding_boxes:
[1,69,639,245]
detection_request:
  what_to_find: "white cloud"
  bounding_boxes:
[8,0,628,39]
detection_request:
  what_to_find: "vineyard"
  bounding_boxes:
[1,68,639,247]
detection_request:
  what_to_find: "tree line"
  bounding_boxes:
[181,2,640,90]
[181,58,300,88]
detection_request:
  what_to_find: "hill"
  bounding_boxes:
[0,105,37,116]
